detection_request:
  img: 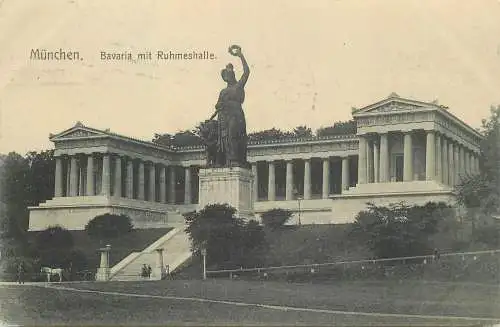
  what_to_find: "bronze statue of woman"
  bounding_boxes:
[209,45,250,167]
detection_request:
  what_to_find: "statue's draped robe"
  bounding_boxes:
[215,81,248,166]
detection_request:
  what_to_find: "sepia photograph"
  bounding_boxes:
[1,0,500,325]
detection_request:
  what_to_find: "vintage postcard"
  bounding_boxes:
[1,0,500,326]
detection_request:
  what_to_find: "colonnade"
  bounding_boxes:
[358,130,480,186]
[54,153,198,205]
[54,131,480,206]
[251,156,354,202]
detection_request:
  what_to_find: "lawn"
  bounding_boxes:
[1,279,500,325]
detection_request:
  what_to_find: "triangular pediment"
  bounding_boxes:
[49,122,107,141]
[352,94,441,116]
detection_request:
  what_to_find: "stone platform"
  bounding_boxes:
[198,167,255,220]
[28,196,192,231]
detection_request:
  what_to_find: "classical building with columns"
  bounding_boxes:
[28,94,482,231]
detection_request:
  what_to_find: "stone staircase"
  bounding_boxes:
[109,225,192,281]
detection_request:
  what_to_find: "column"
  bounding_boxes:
[322,158,330,199]
[464,151,470,175]
[78,164,84,196]
[168,167,176,204]
[304,159,311,200]
[267,161,275,201]
[154,248,165,279]
[425,130,436,181]
[149,163,156,202]
[469,153,474,174]
[86,155,95,196]
[448,141,455,186]
[367,141,374,183]
[470,152,474,174]
[54,157,63,197]
[159,165,167,203]
[435,133,442,183]
[403,132,413,182]
[66,159,71,196]
[138,161,145,200]
[69,156,79,196]
[114,156,122,197]
[251,163,258,202]
[101,154,111,196]
[474,155,480,174]
[442,138,449,185]
[184,166,191,204]
[459,146,465,179]
[468,151,474,175]
[285,161,293,201]
[126,159,134,198]
[379,133,389,183]
[373,141,379,183]
[341,156,350,192]
[357,136,367,184]
[454,143,460,185]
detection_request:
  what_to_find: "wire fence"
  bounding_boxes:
[205,249,500,283]
[0,269,96,283]
[3,249,500,283]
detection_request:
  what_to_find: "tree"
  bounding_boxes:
[153,130,203,147]
[152,133,174,146]
[0,152,31,240]
[0,150,55,241]
[240,220,268,267]
[248,128,294,142]
[184,204,267,269]
[292,126,313,138]
[0,150,57,278]
[349,202,450,258]
[454,104,500,245]
[316,120,357,137]
[33,226,75,268]
[479,105,500,182]
[260,208,293,230]
[25,150,55,207]
[85,213,133,240]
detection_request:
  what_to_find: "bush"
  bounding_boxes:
[349,201,453,258]
[85,213,133,240]
[32,226,77,269]
[0,256,41,282]
[261,208,293,230]
[184,204,268,269]
[35,225,74,250]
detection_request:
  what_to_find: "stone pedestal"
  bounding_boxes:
[96,244,111,281]
[153,248,166,280]
[198,167,254,220]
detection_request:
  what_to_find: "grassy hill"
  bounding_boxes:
[264,224,369,266]
[174,224,370,279]
[28,227,173,270]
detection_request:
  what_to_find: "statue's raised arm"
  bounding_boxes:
[228,45,250,88]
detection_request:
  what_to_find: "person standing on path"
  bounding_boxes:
[17,261,25,284]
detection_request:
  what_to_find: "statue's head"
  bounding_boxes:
[221,63,236,85]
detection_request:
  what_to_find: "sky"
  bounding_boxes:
[0,0,500,154]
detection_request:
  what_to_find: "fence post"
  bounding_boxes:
[201,248,207,280]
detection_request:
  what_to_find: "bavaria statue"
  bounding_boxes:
[199,45,250,168]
